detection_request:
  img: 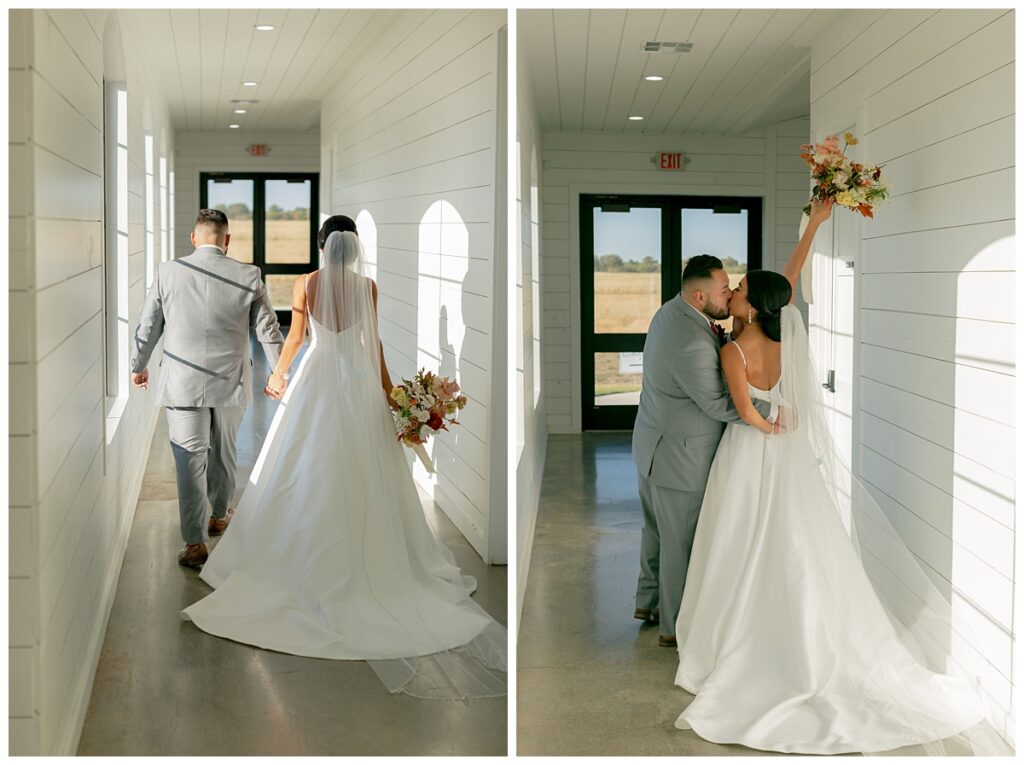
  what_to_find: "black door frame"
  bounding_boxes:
[580,193,763,431]
[200,171,320,326]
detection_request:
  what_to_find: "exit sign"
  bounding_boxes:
[248,144,270,156]
[658,152,683,170]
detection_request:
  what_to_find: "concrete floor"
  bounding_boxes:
[76,339,507,756]
[517,433,959,757]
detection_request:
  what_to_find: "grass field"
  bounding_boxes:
[221,219,312,310]
[593,271,744,398]
[224,219,311,266]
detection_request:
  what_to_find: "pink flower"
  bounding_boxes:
[438,377,461,399]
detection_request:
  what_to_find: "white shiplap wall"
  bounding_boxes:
[173,131,320,259]
[809,8,1016,741]
[319,9,506,562]
[8,9,175,755]
[515,50,547,623]
[540,118,810,433]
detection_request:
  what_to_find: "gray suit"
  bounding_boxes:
[632,295,770,635]
[131,245,284,545]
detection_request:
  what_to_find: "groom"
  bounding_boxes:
[130,208,285,568]
[632,255,774,646]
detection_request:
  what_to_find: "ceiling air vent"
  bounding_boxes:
[642,41,693,53]
[231,99,260,105]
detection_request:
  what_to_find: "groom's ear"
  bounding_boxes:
[223,233,231,249]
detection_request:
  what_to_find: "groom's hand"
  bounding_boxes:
[131,370,149,389]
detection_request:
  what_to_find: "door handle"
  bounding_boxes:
[822,369,836,392]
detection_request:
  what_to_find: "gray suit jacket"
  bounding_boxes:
[631,295,769,493]
[130,245,285,408]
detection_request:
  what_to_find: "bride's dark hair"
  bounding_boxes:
[745,270,791,342]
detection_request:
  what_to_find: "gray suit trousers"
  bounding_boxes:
[635,469,703,637]
[166,406,245,545]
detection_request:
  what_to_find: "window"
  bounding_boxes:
[159,155,168,263]
[103,82,129,405]
[144,134,154,288]
[200,172,319,323]
[168,168,175,260]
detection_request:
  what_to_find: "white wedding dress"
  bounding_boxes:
[182,231,506,699]
[673,306,1004,755]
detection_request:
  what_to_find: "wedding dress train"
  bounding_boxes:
[673,307,1003,755]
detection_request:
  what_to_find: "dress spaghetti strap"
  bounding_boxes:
[731,341,748,369]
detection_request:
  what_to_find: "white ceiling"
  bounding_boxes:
[122,9,390,133]
[520,8,843,135]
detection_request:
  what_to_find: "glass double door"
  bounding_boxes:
[581,194,762,430]
[201,171,319,326]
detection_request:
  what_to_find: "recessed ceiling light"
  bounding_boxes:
[644,75,665,82]
[229,124,240,129]
[628,115,644,121]
[234,108,247,114]
[242,81,257,87]
[255,25,274,31]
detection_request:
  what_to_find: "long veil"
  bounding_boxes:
[316,231,508,700]
[776,305,1011,755]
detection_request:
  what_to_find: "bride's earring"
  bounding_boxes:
[748,307,753,324]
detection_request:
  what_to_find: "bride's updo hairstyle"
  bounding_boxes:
[317,214,358,249]
[745,270,791,342]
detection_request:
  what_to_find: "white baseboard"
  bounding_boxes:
[54,405,159,756]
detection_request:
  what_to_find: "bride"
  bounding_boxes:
[672,198,1004,754]
[182,229,506,700]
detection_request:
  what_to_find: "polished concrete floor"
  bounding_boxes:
[518,434,764,756]
[517,434,955,757]
[77,339,506,756]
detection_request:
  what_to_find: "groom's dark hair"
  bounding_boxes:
[682,254,723,287]
[318,215,358,249]
[195,208,229,235]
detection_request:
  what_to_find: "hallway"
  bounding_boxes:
[9,8,507,754]
[76,343,506,756]
[517,434,959,756]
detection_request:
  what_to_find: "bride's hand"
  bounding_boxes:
[809,196,834,224]
[265,372,287,400]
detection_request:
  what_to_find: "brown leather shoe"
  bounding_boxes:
[178,543,208,568]
[208,508,235,537]
[658,635,677,648]
[633,607,661,624]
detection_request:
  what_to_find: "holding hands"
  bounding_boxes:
[265,371,287,400]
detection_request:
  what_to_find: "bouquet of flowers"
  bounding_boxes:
[800,132,890,218]
[391,369,468,473]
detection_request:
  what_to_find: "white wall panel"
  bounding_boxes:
[321,9,504,561]
[9,9,174,754]
[811,8,1016,739]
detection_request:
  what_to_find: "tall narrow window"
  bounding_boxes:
[103,83,129,402]
[159,156,168,262]
[144,134,155,288]
[168,168,175,260]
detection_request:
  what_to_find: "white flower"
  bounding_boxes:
[415,410,430,423]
